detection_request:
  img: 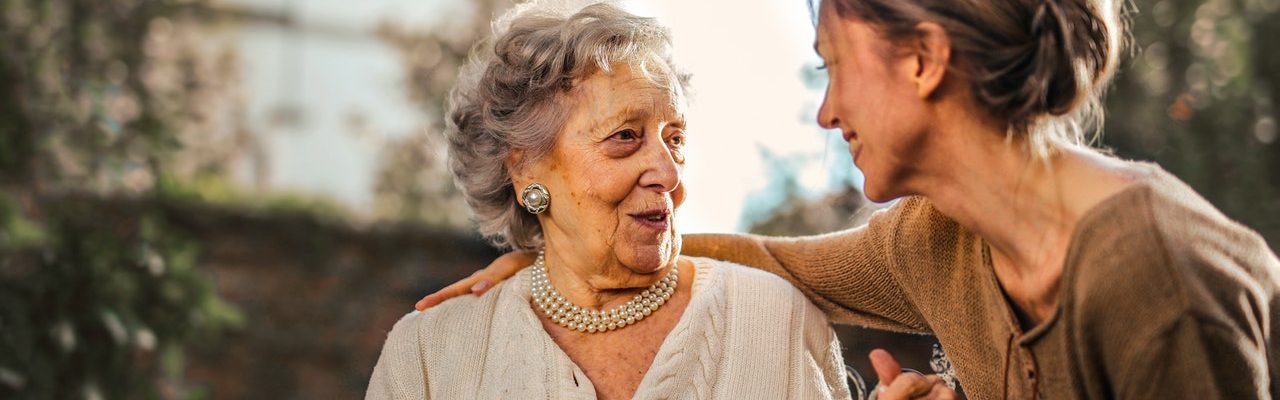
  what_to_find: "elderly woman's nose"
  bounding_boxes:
[638,144,681,192]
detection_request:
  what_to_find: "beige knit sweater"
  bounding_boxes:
[683,163,1280,399]
[365,257,852,399]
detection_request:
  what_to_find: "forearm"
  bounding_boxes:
[682,230,927,332]
[682,233,787,275]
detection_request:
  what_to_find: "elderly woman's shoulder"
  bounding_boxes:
[367,282,514,398]
[381,278,516,345]
[686,256,811,301]
[684,257,836,351]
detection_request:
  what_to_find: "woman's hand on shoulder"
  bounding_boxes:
[414,251,535,310]
[870,349,958,400]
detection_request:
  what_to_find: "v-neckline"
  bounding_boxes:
[980,163,1159,342]
[507,259,717,398]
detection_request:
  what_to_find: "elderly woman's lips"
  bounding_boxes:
[629,210,671,231]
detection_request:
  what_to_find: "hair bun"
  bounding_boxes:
[984,0,1114,130]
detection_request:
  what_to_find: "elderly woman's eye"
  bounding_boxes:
[668,134,685,147]
[612,129,638,141]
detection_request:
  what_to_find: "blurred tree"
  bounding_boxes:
[1104,0,1280,245]
[0,0,246,397]
[370,0,508,228]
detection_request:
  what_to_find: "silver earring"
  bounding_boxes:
[521,183,550,214]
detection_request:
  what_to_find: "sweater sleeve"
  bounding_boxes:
[1116,314,1271,399]
[1111,241,1279,398]
[682,198,930,332]
[365,312,430,400]
[1068,181,1280,400]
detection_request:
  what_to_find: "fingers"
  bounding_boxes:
[869,349,902,385]
[414,251,537,311]
[871,349,956,400]
[492,251,536,279]
[925,379,958,400]
[470,274,493,295]
[878,373,940,400]
[415,275,484,311]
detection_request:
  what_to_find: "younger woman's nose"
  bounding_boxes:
[817,95,841,130]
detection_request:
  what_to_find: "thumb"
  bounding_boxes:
[870,349,902,386]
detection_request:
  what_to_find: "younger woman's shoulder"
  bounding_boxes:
[1069,164,1280,325]
[1110,164,1274,268]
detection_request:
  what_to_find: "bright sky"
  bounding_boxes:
[625,0,853,232]
[223,0,860,233]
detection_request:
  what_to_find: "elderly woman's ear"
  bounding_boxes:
[506,149,550,215]
[505,149,527,185]
[507,150,535,197]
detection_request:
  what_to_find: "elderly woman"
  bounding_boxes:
[366,2,858,399]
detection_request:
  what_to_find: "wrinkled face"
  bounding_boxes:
[814,4,933,202]
[513,61,687,284]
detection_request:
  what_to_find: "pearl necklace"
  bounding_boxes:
[530,250,677,333]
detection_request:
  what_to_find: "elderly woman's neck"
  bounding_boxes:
[542,251,675,310]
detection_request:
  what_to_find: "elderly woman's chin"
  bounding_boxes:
[614,229,682,275]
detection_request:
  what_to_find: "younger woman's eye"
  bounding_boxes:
[815,62,828,70]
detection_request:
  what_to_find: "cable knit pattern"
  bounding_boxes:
[682,162,1280,400]
[366,257,852,399]
[636,259,724,398]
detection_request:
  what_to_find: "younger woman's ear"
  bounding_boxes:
[911,22,951,99]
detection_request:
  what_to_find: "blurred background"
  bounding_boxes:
[1,0,1277,398]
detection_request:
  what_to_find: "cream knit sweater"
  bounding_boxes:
[365,257,852,399]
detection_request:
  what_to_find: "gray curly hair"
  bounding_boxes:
[445,1,691,250]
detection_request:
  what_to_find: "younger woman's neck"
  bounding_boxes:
[915,122,1142,324]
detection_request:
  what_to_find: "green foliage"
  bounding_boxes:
[0,0,244,397]
[0,194,243,398]
[1103,0,1280,244]
[0,200,47,249]
[155,173,355,221]
[371,2,501,227]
